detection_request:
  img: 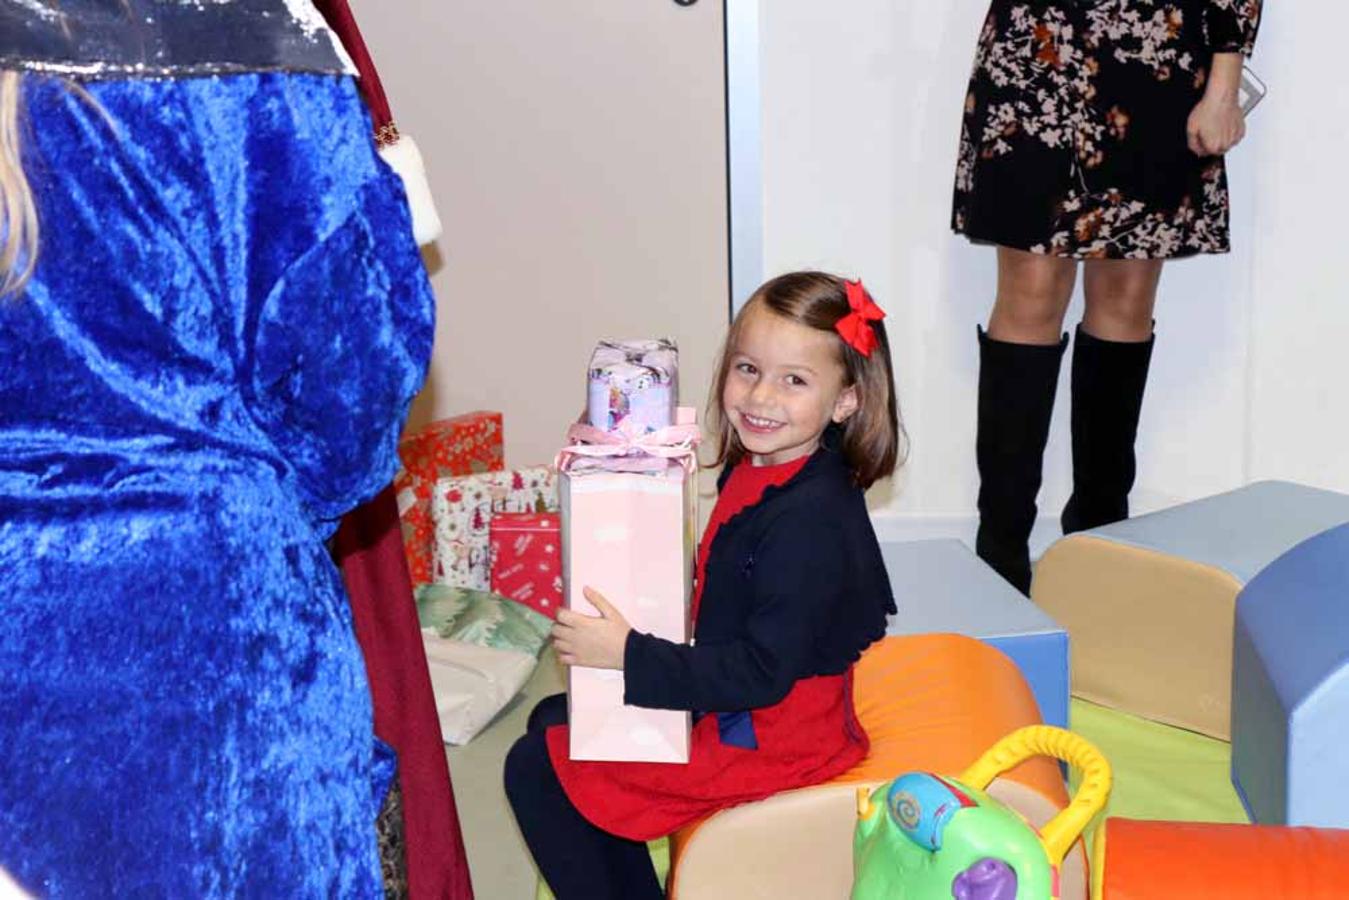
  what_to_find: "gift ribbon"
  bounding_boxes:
[555,420,701,476]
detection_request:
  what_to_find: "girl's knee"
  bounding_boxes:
[504,731,550,803]
[527,692,569,733]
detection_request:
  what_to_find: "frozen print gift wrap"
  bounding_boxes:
[429,466,558,589]
[556,414,700,763]
[586,339,678,434]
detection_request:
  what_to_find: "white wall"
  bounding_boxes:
[747,0,1348,542]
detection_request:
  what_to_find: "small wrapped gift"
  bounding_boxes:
[490,512,563,620]
[586,339,678,434]
[429,466,558,589]
[556,411,699,763]
[415,585,553,745]
[393,411,504,584]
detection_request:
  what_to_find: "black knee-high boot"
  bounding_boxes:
[1061,324,1155,534]
[975,326,1068,595]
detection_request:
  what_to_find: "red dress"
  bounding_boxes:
[545,456,870,841]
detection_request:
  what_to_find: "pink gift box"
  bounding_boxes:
[558,411,698,764]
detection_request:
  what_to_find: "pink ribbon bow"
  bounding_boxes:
[835,279,886,357]
[555,420,702,476]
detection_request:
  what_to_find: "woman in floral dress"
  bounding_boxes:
[952,0,1262,593]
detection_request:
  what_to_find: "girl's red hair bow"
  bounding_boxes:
[835,279,885,357]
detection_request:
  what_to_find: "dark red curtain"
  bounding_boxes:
[336,486,475,900]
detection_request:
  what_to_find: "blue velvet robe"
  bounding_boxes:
[0,72,433,898]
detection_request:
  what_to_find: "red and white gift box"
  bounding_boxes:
[429,466,558,589]
[489,512,563,620]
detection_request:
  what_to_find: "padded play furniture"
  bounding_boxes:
[1069,699,1246,828]
[665,634,1086,900]
[1092,818,1349,899]
[1232,522,1349,827]
[883,538,1069,728]
[1033,481,1349,739]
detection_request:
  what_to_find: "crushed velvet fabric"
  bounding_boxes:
[0,72,433,898]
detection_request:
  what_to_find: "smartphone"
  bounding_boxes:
[1239,66,1267,115]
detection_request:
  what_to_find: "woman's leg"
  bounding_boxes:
[1063,260,1162,533]
[1081,258,1162,342]
[987,246,1079,345]
[504,697,663,900]
[976,247,1077,594]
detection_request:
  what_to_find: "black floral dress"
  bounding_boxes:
[953,0,1262,259]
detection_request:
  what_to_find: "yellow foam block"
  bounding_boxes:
[1035,536,1241,739]
[1031,481,1349,740]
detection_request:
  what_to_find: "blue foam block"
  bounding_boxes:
[1072,480,1349,584]
[882,539,1069,729]
[1231,522,1349,827]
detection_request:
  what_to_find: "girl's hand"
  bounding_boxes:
[552,587,632,670]
[1187,94,1245,156]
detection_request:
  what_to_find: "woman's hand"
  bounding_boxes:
[1187,94,1245,156]
[1188,52,1246,157]
[552,587,632,670]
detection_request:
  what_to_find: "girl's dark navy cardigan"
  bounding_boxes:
[622,439,896,714]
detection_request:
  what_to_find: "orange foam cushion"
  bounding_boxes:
[1100,818,1349,899]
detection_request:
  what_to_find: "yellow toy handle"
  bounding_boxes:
[958,725,1112,867]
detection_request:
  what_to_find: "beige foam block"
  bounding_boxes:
[668,779,1086,900]
[1034,535,1242,739]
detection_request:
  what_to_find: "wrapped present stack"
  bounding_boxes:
[394,411,505,584]
[558,338,696,764]
[394,411,565,750]
[429,467,557,589]
[393,410,565,606]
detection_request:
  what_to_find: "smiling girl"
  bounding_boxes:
[505,271,904,899]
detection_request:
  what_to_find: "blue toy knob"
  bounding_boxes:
[887,773,974,851]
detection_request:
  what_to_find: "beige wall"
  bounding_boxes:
[355,0,730,469]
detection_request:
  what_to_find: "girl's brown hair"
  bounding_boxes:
[707,271,906,489]
[0,71,37,300]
